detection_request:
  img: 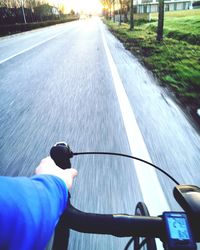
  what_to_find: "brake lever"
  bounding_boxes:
[50,142,74,169]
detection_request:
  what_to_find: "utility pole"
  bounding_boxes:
[21,0,27,23]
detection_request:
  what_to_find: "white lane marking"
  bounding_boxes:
[0,30,66,65]
[101,27,170,216]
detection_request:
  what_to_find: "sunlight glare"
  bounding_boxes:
[66,0,102,13]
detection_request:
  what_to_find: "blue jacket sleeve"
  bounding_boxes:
[0,175,68,250]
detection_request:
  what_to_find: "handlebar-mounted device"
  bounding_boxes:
[174,185,200,242]
[162,211,196,250]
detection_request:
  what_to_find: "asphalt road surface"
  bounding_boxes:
[0,17,200,249]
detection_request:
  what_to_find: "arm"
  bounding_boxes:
[0,157,77,250]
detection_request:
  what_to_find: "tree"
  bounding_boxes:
[130,0,134,30]
[157,0,164,41]
[101,0,111,19]
[21,0,27,23]
[117,0,130,25]
[118,0,122,24]
[123,0,129,23]
[70,9,75,15]
[0,1,7,7]
[34,3,55,17]
[0,0,18,7]
[112,0,115,22]
[102,0,129,23]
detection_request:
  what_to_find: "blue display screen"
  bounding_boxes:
[167,216,190,240]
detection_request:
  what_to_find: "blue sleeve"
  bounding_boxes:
[0,175,68,250]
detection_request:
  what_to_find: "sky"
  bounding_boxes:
[52,0,103,13]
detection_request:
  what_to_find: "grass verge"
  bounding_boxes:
[105,9,200,127]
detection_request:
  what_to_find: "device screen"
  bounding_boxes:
[167,214,190,240]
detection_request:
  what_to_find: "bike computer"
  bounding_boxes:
[163,212,196,250]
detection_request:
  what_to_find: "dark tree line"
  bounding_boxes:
[0,0,67,25]
[0,5,61,25]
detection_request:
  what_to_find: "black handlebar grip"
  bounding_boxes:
[50,142,73,169]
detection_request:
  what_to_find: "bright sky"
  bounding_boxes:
[71,0,102,12]
[52,0,103,13]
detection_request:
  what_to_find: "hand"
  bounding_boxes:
[35,157,78,190]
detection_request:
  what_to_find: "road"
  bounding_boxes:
[0,17,200,249]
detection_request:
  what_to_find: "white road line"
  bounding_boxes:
[101,27,170,216]
[0,31,64,65]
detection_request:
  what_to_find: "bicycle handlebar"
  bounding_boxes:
[62,204,164,238]
[51,143,200,250]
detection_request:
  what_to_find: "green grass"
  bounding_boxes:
[105,9,200,118]
[151,9,200,45]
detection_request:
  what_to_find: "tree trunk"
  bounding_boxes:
[124,8,128,23]
[113,0,115,22]
[21,6,27,23]
[119,0,122,25]
[157,0,164,41]
[130,0,134,30]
